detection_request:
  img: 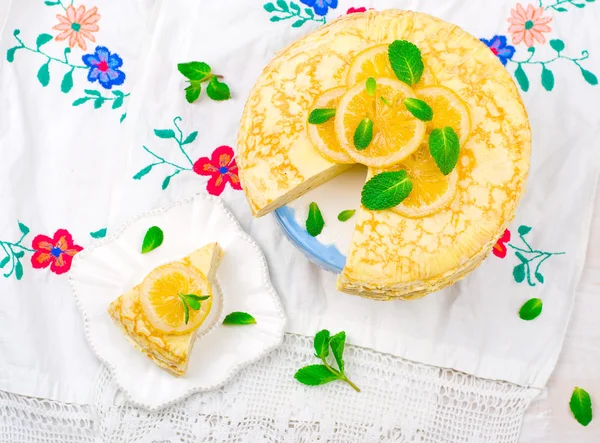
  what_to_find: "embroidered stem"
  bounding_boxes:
[173,116,194,167]
[0,224,34,280]
[540,0,594,11]
[10,30,87,69]
[72,90,130,111]
[509,48,589,67]
[141,145,190,171]
[265,1,327,26]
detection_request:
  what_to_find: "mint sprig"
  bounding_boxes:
[429,127,460,175]
[177,61,231,103]
[306,202,325,237]
[141,226,164,254]
[294,330,360,392]
[404,98,433,121]
[361,171,412,211]
[388,40,424,86]
[308,108,336,124]
[178,293,210,324]
[354,118,373,150]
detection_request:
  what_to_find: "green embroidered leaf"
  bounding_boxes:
[84,89,101,96]
[185,83,201,103]
[90,228,107,239]
[93,97,103,109]
[161,175,172,190]
[429,127,460,175]
[404,98,433,121]
[223,312,257,325]
[305,7,314,17]
[44,0,61,5]
[514,64,529,92]
[37,62,50,87]
[515,251,528,264]
[112,90,124,97]
[141,226,164,254]
[518,225,532,235]
[306,202,325,237]
[549,39,565,53]
[35,33,53,50]
[337,209,356,222]
[0,256,9,268]
[580,67,598,86]
[72,97,91,106]
[276,0,289,12]
[120,113,127,123]
[14,250,24,259]
[6,47,19,63]
[289,2,301,12]
[554,6,568,10]
[154,129,176,139]
[294,364,338,386]
[270,16,283,22]
[291,19,306,28]
[133,165,153,180]
[570,387,593,426]
[519,298,542,320]
[513,264,526,283]
[313,329,330,359]
[308,108,336,124]
[366,77,376,96]
[182,131,198,145]
[18,221,30,236]
[15,261,23,280]
[535,272,545,284]
[388,40,424,86]
[263,2,276,12]
[206,77,231,101]
[572,1,586,7]
[361,171,412,211]
[329,331,346,372]
[112,96,124,109]
[60,69,73,93]
[354,118,373,150]
[177,62,211,81]
[541,67,554,91]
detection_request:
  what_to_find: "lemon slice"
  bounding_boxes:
[139,262,212,334]
[308,87,353,163]
[416,86,471,145]
[347,44,437,88]
[380,144,458,218]
[335,77,426,168]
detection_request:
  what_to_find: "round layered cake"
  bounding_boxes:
[237,10,531,300]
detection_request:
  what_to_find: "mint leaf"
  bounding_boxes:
[519,298,543,320]
[184,294,210,301]
[223,311,257,325]
[329,331,346,372]
[570,387,593,426]
[314,329,330,359]
[206,76,231,101]
[182,298,190,324]
[429,127,460,175]
[306,202,324,237]
[185,83,201,103]
[388,40,424,86]
[354,118,373,151]
[185,296,201,310]
[294,364,338,386]
[361,171,413,211]
[366,77,376,96]
[177,62,211,81]
[141,226,164,254]
[380,96,391,106]
[308,108,336,124]
[404,98,433,121]
[35,33,53,50]
[337,209,356,222]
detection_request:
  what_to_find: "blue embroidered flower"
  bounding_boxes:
[82,46,125,89]
[480,35,516,66]
[300,0,338,17]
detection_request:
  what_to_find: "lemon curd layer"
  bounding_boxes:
[238,10,531,300]
[108,243,223,376]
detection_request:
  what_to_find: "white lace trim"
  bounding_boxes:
[1,333,540,442]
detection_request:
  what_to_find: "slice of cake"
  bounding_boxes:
[108,243,223,375]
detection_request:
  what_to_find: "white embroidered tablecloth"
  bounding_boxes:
[1,0,599,442]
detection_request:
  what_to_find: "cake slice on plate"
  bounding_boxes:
[108,242,223,376]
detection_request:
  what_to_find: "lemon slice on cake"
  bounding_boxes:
[335,77,426,168]
[347,44,437,88]
[417,86,471,145]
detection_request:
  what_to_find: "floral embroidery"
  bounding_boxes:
[82,46,125,89]
[53,4,101,51]
[264,0,328,27]
[480,36,516,66]
[508,3,552,47]
[493,225,565,286]
[0,222,34,280]
[541,0,595,13]
[31,229,83,275]
[347,7,367,14]
[193,146,242,196]
[301,0,338,16]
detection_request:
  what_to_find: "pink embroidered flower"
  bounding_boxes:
[507,3,552,47]
[193,146,242,196]
[347,7,367,14]
[31,229,83,275]
[53,5,101,51]
[493,229,511,259]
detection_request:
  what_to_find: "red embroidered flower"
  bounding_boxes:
[193,146,242,196]
[31,229,83,275]
[347,7,367,13]
[493,229,511,258]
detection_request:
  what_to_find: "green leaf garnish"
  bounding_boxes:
[353,118,373,151]
[388,40,424,86]
[223,311,257,325]
[185,297,201,310]
[177,62,212,81]
[306,202,325,237]
[182,297,190,324]
[141,226,164,254]
[294,329,360,392]
[178,293,208,324]
[185,84,201,103]
[206,76,231,101]
[337,209,356,222]
[519,298,543,320]
[404,98,433,121]
[570,387,593,426]
[361,171,413,211]
[380,96,391,106]
[308,108,336,124]
[428,127,460,175]
[366,77,376,96]
[178,61,229,103]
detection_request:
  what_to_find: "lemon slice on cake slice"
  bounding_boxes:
[416,86,471,145]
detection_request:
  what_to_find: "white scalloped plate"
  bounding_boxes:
[69,193,286,410]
